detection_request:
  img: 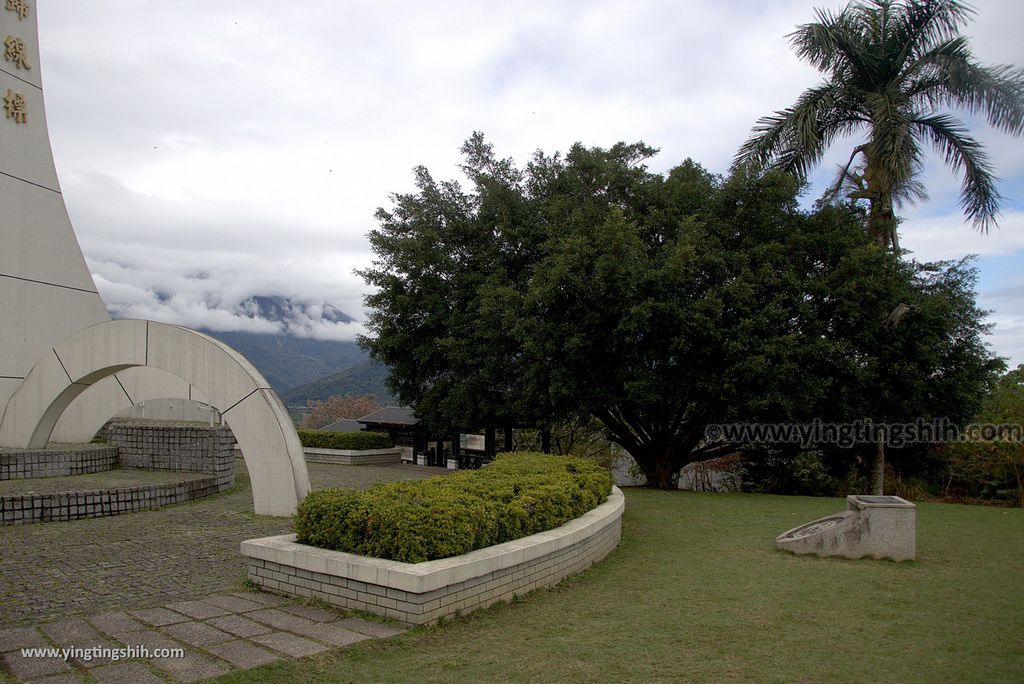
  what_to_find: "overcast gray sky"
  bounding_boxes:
[36,0,1024,364]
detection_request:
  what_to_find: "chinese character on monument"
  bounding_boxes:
[4,35,30,69]
[3,87,26,123]
[4,0,29,21]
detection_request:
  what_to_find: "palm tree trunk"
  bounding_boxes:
[872,439,885,495]
[867,189,898,251]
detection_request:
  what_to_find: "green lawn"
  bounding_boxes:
[217,490,1024,683]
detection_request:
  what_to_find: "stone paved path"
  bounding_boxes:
[0,459,449,682]
[0,591,406,682]
[0,460,442,627]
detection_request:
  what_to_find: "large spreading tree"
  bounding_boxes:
[736,0,1024,251]
[360,135,999,488]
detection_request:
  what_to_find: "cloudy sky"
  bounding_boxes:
[35,0,1024,364]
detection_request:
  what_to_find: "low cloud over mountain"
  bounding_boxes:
[93,258,363,342]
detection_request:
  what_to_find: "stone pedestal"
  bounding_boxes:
[775,495,916,561]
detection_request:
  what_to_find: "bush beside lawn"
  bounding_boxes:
[297,429,392,451]
[294,452,613,562]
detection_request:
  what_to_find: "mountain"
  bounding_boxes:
[279,360,394,407]
[202,330,366,392]
[238,295,354,325]
[108,293,384,399]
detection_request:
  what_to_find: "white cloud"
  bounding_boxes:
[30,0,1024,366]
[900,209,1024,262]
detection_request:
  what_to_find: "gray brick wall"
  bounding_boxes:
[107,421,235,483]
[0,446,118,480]
[0,475,226,525]
[247,516,622,625]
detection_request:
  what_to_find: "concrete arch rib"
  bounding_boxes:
[51,367,214,443]
[0,320,310,516]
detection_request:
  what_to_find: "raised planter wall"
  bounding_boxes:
[303,447,402,466]
[242,486,624,624]
[0,475,225,525]
[0,446,118,480]
[1,422,236,525]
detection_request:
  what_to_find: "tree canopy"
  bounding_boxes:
[359,134,1000,487]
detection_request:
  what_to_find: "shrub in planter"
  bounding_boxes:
[297,430,392,451]
[294,452,613,562]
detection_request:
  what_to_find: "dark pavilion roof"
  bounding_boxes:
[358,406,419,427]
[319,418,364,433]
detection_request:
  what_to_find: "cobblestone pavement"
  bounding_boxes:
[0,591,406,683]
[0,460,444,628]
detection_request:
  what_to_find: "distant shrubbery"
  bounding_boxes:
[297,430,392,451]
[295,452,613,562]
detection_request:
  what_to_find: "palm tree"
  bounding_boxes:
[737,0,1024,252]
[736,0,1024,495]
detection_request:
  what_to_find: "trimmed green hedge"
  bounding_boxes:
[298,430,393,451]
[295,452,613,563]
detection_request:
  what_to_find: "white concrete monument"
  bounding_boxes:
[775,495,917,561]
[0,2,309,515]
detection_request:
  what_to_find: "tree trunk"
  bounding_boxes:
[867,188,897,251]
[872,439,885,495]
[649,457,678,489]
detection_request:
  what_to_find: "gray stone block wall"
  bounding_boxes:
[106,421,235,485]
[303,448,402,466]
[247,516,622,625]
[0,446,118,480]
[0,475,225,525]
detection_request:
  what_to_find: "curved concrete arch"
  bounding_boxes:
[0,319,310,516]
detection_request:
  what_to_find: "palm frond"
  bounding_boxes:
[912,113,1002,230]
[899,0,976,56]
[863,91,921,191]
[736,83,867,177]
[904,37,1024,135]
[789,6,873,83]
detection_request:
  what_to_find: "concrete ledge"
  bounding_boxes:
[303,447,402,466]
[0,445,117,480]
[242,486,624,624]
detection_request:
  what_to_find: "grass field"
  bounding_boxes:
[216,489,1024,683]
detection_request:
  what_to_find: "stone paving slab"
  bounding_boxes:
[205,614,273,638]
[251,630,330,658]
[204,639,281,669]
[245,608,316,632]
[1,590,408,682]
[161,621,234,648]
[203,594,265,613]
[291,621,373,647]
[129,607,191,627]
[2,650,74,680]
[88,611,148,637]
[0,626,48,651]
[164,600,233,620]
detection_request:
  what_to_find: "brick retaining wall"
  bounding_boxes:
[107,421,235,481]
[0,475,225,525]
[0,446,118,480]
